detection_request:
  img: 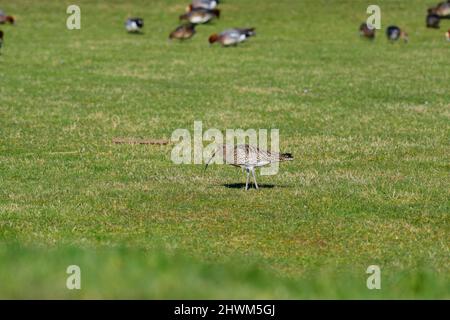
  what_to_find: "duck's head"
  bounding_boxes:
[185,4,193,12]
[6,16,15,24]
[208,33,219,44]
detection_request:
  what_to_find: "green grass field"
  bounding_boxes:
[0,0,449,299]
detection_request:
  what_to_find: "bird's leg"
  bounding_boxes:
[245,168,250,190]
[251,168,259,189]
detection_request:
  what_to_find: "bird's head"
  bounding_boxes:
[204,145,226,171]
[209,33,219,44]
[204,150,216,172]
[185,4,193,12]
[6,16,15,24]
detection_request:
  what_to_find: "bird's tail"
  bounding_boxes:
[212,9,221,18]
[242,28,256,37]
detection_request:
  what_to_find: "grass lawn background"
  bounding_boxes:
[0,0,448,298]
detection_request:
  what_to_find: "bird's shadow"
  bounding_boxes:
[223,183,276,189]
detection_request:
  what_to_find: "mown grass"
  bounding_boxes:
[0,0,449,298]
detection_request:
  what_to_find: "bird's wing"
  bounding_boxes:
[221,29,241,39]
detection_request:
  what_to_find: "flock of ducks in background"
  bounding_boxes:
[126,0,256,46]
[171,0,256,46]
[1,1,450,54]
[360,0,450,41]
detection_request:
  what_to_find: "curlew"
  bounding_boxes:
[205,144,293,190]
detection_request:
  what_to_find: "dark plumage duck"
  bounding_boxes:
[386,25,408,43]
[359,22,375,39]
[187,0,219,11]
[209,28,256,46]
[125,17,144,33]
[180,8,220,24]
[426,13,441,28]
[169,24,196,40]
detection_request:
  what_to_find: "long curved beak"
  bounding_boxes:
[204,157,213,172]
[204,150,217,172]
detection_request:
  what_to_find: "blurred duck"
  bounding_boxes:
[186,0,219,12]
[426,13,441,28]
[209,28,256,46]
[0,30,3,52]
[428,1,450,17]
[0,12,14,24]
[386,25,408,43]
[359,22,375,39]
[125,17,144,33]
[180,8,220,24]
[169,24,196,40]
[446,29,450,41]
